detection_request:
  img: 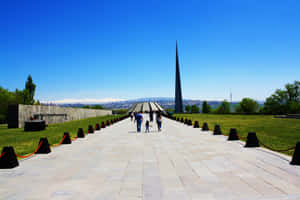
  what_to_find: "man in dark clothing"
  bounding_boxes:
[149,111,153,122]
[136,112,143,132]
[133,112,137,123]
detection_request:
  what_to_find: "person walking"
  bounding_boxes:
[130,113,133,121]
[149,111,153,122]
[136,112,143,133]
[145,120,150,133]
[133,112,137,123]
[156,112,162,132]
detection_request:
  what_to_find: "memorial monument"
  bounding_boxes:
[175,41,183,113]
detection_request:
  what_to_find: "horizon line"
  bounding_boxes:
[40,97,265,105]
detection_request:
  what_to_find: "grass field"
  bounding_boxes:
[173,114,300,156]
[0,115,124,157]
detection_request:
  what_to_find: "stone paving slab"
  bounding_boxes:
[1,114,300,200]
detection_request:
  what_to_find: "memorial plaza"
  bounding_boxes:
[0,114,300,200]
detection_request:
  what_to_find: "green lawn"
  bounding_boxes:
[173,114,300,156]
[0,115,124,156]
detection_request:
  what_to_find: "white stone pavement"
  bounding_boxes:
[1,114,300,200]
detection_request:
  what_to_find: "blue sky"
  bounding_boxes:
[1,0,300,103]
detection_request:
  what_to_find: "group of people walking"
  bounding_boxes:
[130,111,162,133]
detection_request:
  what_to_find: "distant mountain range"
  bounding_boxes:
[57,97,264,110]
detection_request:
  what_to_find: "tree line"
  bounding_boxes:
[177,80,300,114]
[0,75,36,123]
[82,105,105,109]
[82,105,128,113]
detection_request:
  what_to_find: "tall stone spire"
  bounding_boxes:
[175,41,183,113]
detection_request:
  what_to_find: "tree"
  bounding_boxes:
[20,89,31,104]
[263,81,300,114]
[288,101,300,114]
[113,109,128,114]
[83,105,105,109]
[191,105,200,113]
[91,105,104,109]
[25,75,36,104]
[235,98,259,114]
[0,87,12,123]
[0,87,25,123]
[202,101,211,113]
[35,100,41,105]
[185,105,191,113]
[285,81,300,101]
[0,76,37,123]
[215,100,231,114]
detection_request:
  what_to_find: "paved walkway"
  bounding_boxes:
[1,115,300,200]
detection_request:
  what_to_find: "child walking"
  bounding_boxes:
[145,120,150,133]
[156,113,162,132]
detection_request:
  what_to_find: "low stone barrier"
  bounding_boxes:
[194,121,200,128]
[95,124,100,130]
[202,122,209,131]
[88,125,94,134]
[227,128,239,140]
[62,132,72,144]
[213,125,222,135]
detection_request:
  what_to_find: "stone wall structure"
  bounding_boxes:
[8,104,112,128]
